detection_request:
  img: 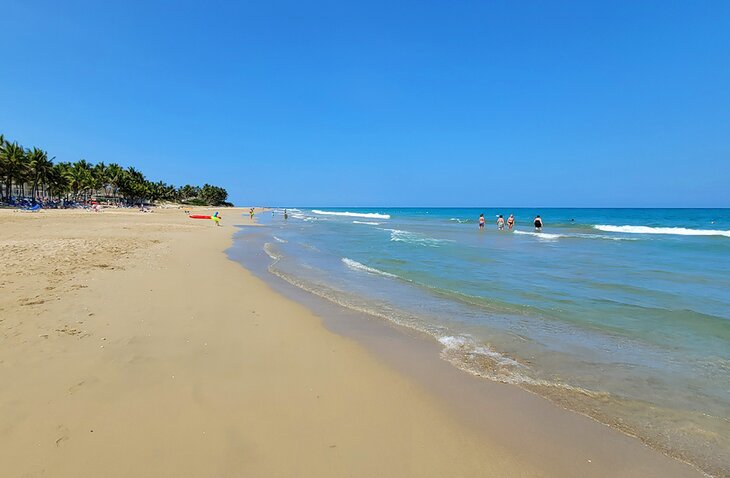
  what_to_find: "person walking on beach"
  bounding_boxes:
[284,209,288,220]
[249,208,255,220]
[534,215,543,231]
[507,214,515,230]
[497,215,505,230]
[479,214,485,229]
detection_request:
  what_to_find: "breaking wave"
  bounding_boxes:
[352,220,381,225]
[594,225,730,238]
[341,258,398,278]
[513,230,564,241]
[312,209,391,219]
[384,228,453,247]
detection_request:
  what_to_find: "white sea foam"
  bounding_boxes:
[272,236,287,243]
[312,209,391,219]
[384,228,452,247]
[263,243,281,261]
[352,220,381,225]
[594,225,730,237]
[265,264,598,403]
[513,230,564,240]
[437,335,606,394]
[438,335,521,367]
[573,233,638,241]
[341,258,397,278]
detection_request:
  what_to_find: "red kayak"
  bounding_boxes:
[189,215,212,219]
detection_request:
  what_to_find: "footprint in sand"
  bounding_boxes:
[68,377,98,394]
[56,425,69,447]
[68,381,86,394]
[55,325,82,337]
[19,297,46,306]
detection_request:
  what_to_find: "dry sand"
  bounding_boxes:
[0,207,701,477]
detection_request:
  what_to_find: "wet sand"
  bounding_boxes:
[0,207,701,477]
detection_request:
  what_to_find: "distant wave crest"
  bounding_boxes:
[514,230,638,242]
[352,220,381,225]
[384,228,452,247]
[594,225,730,238]
[312,209,391,219]
[342,258,397,278]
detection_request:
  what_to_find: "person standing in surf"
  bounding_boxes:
[497,215,505,230]
[479,214,485,230]
[507,214,515,230]
[534,215,543,231]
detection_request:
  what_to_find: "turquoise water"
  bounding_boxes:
[233,208,730,475]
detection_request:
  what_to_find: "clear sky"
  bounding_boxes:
[1,1,728,207]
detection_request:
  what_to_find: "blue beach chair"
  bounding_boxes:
[21,204,42,212]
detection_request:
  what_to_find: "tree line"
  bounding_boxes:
[0,133,231,206]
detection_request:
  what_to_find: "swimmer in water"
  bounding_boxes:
[534,215,543,231]
[497,215,505,230]
[479,214,485,229]
[284,209,288,220]
[507,214,515,230]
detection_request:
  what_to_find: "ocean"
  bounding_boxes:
[230,208,730,476]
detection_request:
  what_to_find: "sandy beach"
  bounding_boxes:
[0,208,702,477]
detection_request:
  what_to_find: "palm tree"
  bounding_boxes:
[1,132,233,207]
[119,166,148,204]
[0,134,6,199]
[92,162,107,199]
[27,147,53,201]
[48,162,72,202]
[105,163,123,204]
[68,160,93,201]
[0,141,29,201]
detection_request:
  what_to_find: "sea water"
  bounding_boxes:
[231,208,730,476]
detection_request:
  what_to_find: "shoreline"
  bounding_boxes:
[0,208,702,477]
[229,222,712,477]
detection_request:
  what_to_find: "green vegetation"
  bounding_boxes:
[0,133,232,206]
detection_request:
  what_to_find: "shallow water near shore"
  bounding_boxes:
[231,208,730,476]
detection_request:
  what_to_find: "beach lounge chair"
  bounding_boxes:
[20,204,42,212]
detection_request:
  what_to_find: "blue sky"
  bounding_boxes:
[1,1,728,207]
